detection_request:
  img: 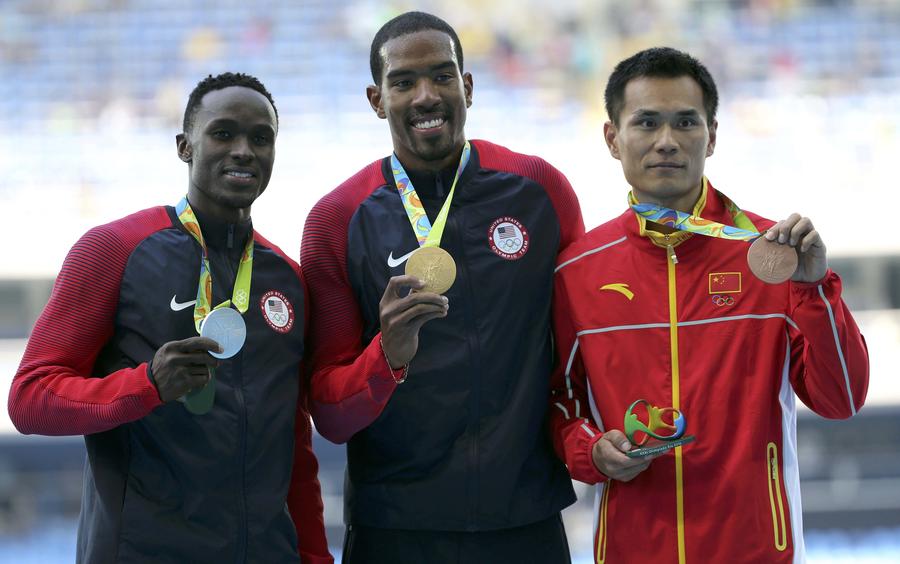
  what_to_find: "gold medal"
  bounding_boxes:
[405,247,457,294]
[747,237,798,284]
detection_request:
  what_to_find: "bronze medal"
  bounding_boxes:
[405,247,457,294]
[747,237,798,284]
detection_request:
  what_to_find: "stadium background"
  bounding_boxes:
[0,0,898,561]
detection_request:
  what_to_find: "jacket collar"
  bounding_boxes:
[380,142,481,197]
[628,179,710,249]
[189,204,254,252]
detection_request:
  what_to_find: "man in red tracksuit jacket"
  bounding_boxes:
[550,47,869,564]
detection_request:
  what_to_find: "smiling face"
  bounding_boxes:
[367,29,473,172]
[604,75,717,212]
[177,86,277,222]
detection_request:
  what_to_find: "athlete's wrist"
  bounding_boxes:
[379,336,409,383]
[146,361,163,401]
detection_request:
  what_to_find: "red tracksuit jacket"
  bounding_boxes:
[550,183,868,564]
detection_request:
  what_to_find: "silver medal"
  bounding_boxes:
[200,307,246,359]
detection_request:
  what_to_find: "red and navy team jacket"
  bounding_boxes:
[300,139,584,531]
[8,206,331,563]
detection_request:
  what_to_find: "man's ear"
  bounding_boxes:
[463,71,473,108]
[176,133,192,163]
[366,85,386,119]
[706,119,718,157]
[604,121,621,160]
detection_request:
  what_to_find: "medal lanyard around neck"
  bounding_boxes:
[629,177,761,241]
[391,141,471,248]
[176,198,254,333]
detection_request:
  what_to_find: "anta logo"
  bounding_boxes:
[599,283,634,300]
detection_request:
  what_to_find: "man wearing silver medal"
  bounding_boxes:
[549,47,869,563]
[300,11,584,563]
[8,73,331,563]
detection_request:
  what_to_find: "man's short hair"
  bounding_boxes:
[182,72,278,134]
[605,47,718,126]
[369,11,464,84]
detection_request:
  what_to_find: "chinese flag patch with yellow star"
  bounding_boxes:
[709,272,742,294]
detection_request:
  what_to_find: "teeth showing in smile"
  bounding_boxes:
[414,118,444,130]
[226,171,253,178]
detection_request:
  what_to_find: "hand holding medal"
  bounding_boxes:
[756,212,827,284]
[180,306,248,414]
[379,275,449,371]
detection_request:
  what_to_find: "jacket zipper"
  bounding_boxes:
[235,355,247,563]
[448,211,482,531]
[232,230,248,563]
[218,226,248,562]
[665,234,687,564]
[666,242,678,265]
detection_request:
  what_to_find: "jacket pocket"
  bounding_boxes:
[766,442,788,552]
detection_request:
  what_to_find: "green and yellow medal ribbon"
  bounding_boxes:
[630,177,760,241]
[391,141,471,248]
[175,197,254,332]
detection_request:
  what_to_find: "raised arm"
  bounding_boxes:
[300,194,446,444]
[764,213,868,418]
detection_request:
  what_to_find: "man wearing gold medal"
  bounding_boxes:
[300,11,584,563]
[549,48,870,563]
[8,73,331,563]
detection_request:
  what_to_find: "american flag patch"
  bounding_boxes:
[497,225,517,239]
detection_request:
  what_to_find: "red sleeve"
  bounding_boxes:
[548,263,606,484]
[300,163,405,444]
[472,139,585,251]
[787,269,869,418]
[7,209,169,436]
[287,372,333,564]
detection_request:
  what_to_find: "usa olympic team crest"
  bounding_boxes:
[488,217,529,260]
[260,290,294,333]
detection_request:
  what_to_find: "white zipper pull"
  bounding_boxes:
[665,236,678,264]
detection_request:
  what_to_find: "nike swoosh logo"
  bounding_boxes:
[170,295,197,311]
[387,250,416,268]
